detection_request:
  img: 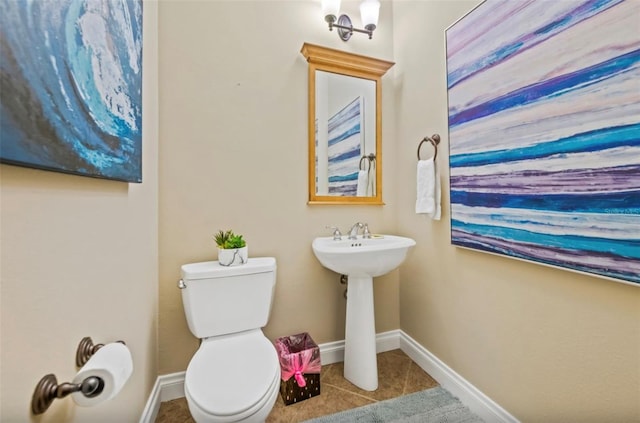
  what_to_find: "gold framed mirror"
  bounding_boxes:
[301,43,394,205]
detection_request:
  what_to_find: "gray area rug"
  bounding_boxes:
[303,387,484,423]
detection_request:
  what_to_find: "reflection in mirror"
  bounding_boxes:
[315,71,376,197]
[301,43,394,205]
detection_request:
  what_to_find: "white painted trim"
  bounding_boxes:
[319,329,400,365]
[138,376,161,423]
[400,331,519,423]
[159,371,186,402]
[376,329,401,353]
[139,330,517,423]
[318,338,345,365]
[138,372,185,423]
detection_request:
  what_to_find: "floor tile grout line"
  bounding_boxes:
[401,357,412,395]
[322,382,380,403]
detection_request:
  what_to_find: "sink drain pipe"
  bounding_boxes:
[340,274,348,299]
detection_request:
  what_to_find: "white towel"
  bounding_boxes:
[356,170,368,197]
[367,161,376,196]
[416,160,441,220]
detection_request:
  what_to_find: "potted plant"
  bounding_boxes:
[214,229,248,266]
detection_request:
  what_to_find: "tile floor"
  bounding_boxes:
[155,349,439,423]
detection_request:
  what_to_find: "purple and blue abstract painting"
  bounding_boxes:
[446,0,639,285]
[0,0,143,182]
[328,97,362,196]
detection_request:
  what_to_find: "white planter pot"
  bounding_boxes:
[218,246,248,266]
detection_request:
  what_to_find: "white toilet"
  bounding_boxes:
[179,257,280,423]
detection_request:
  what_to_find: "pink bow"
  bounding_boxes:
[279,349,321,388]
[294,371,306,387]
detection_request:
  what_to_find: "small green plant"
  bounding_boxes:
[214,229,246,249]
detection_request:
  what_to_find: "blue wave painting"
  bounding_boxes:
[0,0,143,182]
[446,0,640,285]
[328,97,362,196]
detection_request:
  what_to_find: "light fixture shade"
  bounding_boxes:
[360,0,380,28]
[321,0,341,17]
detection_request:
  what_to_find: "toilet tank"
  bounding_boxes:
[180,257,276,338]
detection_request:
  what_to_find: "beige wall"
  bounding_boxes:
[0,3,158,422]
[157,0,399,374]
[392,1,640,422]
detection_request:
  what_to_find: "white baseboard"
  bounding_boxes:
[399,331,519,423]
[139,371,185,423]
[319,329,400,365]
[139,376,161,423]
[140,330,517,423]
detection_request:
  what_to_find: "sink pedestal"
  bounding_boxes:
[311,234,417,391]
[344,275,378,391]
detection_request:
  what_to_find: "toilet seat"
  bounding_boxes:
[185,329,280,422]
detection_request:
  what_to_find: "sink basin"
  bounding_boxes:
[312,235,416,277]
[311,234,415,391]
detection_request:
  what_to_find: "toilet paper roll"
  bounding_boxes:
[72,342,133,407]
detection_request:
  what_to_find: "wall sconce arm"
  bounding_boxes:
[327,14,374,40]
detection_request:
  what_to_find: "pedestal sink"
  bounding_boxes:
[312,235,416,391]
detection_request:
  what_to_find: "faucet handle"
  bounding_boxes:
[325,225,342,240]
[362,223,371,239]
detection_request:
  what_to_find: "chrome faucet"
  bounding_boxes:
[348,222,364,240]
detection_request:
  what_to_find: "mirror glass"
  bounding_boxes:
[315,71,376,197]
[301,43,394,205]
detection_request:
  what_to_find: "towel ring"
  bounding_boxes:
[359,153,376,170]
[417,134,441,161]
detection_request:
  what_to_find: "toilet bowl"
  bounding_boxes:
[179,257,279,423]
[184,330,280,422]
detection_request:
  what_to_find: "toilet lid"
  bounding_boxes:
[185,330,279,417]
